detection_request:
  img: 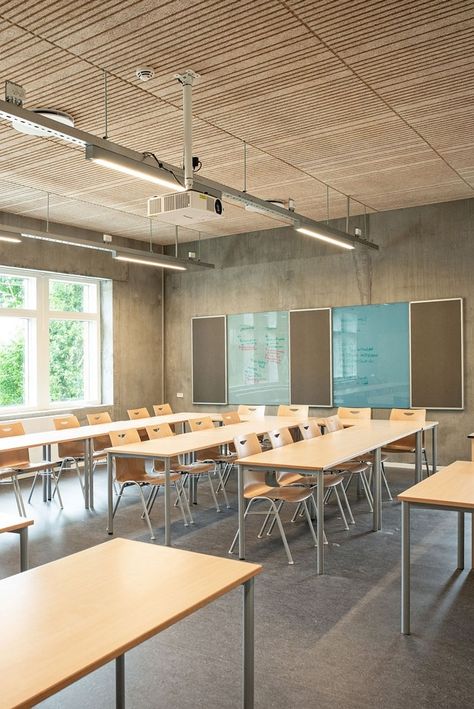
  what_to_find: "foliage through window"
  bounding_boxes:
[0,268,101,412]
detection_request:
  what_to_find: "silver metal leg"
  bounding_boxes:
[107,452,114,535]
[243,578,254,709]
[457,512,465,570]
[85,438,94,509]
[415,430,423,483]
[432,426,438,475]
[116,654,125,709]
[19,526,28,571]
[401,501,410,635]
[317,470,324,574]
[164,457,171,547]
[238,465,245,559]
[472,513,474,571]
[373,448,382,531]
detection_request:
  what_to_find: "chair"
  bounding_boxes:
[0,422,60,515]
[153,403,173,416]
[188,416,231,508]
[237,405,265,418]
[277,404,309,418]
[337,407,371,420]
[109,428,185,540]
[30,415,88,505]
[221,411,241,425]
[269,425,353,531]
[383,409,430,478]
[228,433,318,565]
[127,407,151,420]
[86,411,112,455]
[147,422,221,515]
[321,416,374,511]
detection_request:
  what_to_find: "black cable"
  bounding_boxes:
[142,151,184,188]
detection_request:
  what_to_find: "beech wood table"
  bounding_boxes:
[398,460,474,635]
[0,538,261,708]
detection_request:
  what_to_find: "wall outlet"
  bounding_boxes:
[176,392,184,398]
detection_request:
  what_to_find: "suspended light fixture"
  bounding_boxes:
[112,248,187,271]
[85,145,186,192]
[295,226,355,250]
[0,233,21,243]
[11,108,75,137]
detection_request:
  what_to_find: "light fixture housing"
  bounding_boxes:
[0,233,21,243]
[296,226,355,250]
[112,248,187,271]
[85,145,186,192]
[11,109,74,137]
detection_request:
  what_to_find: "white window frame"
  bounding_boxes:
[0,265,102,414]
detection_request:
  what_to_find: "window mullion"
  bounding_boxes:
[36,277,50,409]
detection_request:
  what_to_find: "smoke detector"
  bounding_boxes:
[11,108,74,137]
[136,67,155,81]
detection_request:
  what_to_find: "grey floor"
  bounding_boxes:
[1,466,474,709]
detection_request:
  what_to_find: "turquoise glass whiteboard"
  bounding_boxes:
[228,311,289,405]
[333,303,410,408]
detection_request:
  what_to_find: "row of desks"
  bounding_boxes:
[106,416,438,574]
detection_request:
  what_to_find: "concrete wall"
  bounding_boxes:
[0,236,163,422]
[164,197,474,464]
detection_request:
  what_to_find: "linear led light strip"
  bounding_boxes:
[21,233,112,252]
[295,226,355,250]
[85,145,186,192]
[113,254,187,271]
[0,234,22,243]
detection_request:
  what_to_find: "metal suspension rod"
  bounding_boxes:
[175,70,200,191]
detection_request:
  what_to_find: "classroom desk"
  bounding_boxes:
[318,417,439,480]
[0,514,33,572]
[0,412,216,510]
[398,460,474,635]
[237,419,426,574]
[106,416,305,546]
[0,538,261,709]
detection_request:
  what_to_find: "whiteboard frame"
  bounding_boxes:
[289,307,333,408]
[409,297,464,411]
[191,314,227,406]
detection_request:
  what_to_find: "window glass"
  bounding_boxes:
[0,317,27,406]
[49,319,86,402]
[0,274,28,308]
[49,279,97,313]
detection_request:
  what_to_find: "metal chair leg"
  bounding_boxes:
[423,449,430,478]
[303,500,318,546]
[179,478,194,524]
[334,487,349,530]
[229,498,254,554]
[174,481,189,526]
[50,470,64,509]
[291,501,303,523]
[12,477,26,516]
[27,473,39,503]
[112,483,125,518]
[265,500,284,537]
[136,483,155,540]
[381,463,393,501]
[270,500,294,565]
[215,465,230,508]
[360,472,374,511]
[206,472,221,512]
[339,482,355,524]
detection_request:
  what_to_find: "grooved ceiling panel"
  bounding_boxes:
[0,0,473,245]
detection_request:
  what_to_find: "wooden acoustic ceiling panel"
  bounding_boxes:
[0,0,473,244]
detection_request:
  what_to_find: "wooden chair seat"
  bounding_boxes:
[244,483,312,504]
[4,459,58,474]
[329,460,371,475]
[359,452,389,463]
[278,472,345,488]
[382,444,415,453]
[179,462,215,475]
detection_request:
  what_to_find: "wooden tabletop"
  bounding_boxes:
[317,417,439,431]
[0,515,34,533]
[398,460,474,508]
[0,412,217,454]
[0,538,261,709]
[106,416,305,458]
[236,420,425,471]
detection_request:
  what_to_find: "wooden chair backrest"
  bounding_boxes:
[127,407,150,420]
[337,407,371,420]
[277,404,309,418]
[268,427,293,449]
[389,409,426,449]
[53,415,83,459]
[109,429,147,482]
[87,412,112,425]
[233,433,266,490]
[222,411,241,425]
[299,420,322,440]
[0,421,30,468]
[146,423,174,439]
[237,405,265,418]
[188,416,214,432]
[153,403,173,416]
[322,415,344,433]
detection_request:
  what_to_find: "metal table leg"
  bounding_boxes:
[243,578,254,709]
[86,438,94,509]
[18,526,28,572]
[401,501,411,634]
[107,452,114,535]
[83,439,90,510]
[238,465,245,560]
[317,469,325,574]
[415,430,423,483]
[457,512,465,570]
[164,457,171,546]
[431,426,437,475]
[471,513,474,571]
[42,444,51,502]
[373,447,382,532]
[116,654,125,709]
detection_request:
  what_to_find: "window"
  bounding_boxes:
[0,267,102,413]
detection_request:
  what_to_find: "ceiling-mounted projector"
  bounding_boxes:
[147,190,223,225]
